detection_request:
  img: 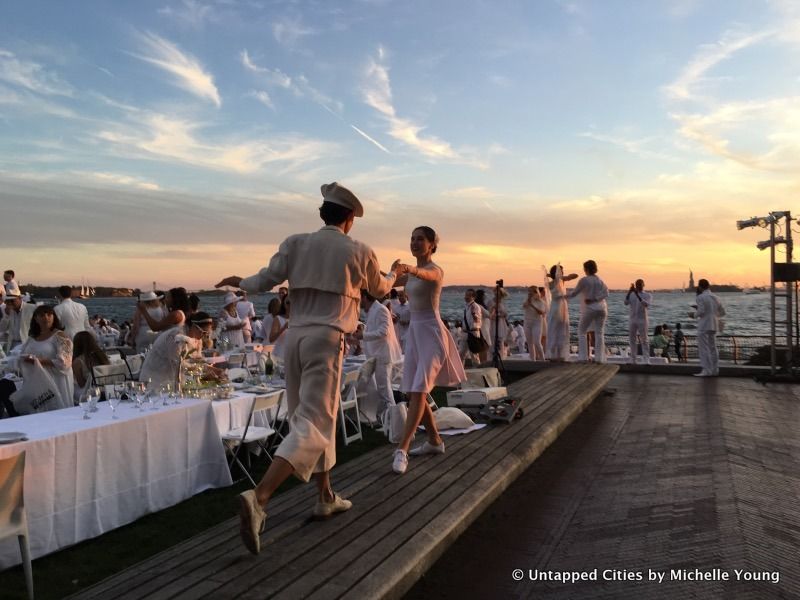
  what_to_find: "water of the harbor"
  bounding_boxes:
[63,290,771,337]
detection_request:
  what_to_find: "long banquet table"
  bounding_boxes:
[0,398,233,569]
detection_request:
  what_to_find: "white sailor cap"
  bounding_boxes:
[320,182,364,218]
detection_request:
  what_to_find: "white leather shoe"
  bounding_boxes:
[313,494,352,518]
[392,449,408,474]
[409,440,446,456]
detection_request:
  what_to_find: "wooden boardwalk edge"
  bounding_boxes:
[353,365,618,600]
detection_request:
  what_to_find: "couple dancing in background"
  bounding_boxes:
[543,260,609,363]
[216,182,464,555]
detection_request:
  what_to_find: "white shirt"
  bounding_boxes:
[464,301,482,335]
[54,298,93,341]
[3,279,20,297]
[696,290,726,332]
[624,290,652,323]
[236,300,256,332]
[362,301,402,364]
[569,275,609,311]
[394,301,411,341]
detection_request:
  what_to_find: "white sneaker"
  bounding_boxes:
[409,440,446,456]
[392,449,408,474]
[312,493,352,518]
[693,371,710,377]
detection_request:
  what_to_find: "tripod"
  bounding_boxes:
[491,280,506,380]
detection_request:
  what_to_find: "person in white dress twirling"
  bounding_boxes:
[390,227,466,475]
[545,264,578,361]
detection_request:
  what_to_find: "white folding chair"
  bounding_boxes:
[221,390,283,487]
[0,452,33,600]
[339,369,363,445]
[123,353,145,380]
[355,358,378,425]
[92,362,129,386]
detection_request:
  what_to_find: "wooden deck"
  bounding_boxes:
[73,363,618,600]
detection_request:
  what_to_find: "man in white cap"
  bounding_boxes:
[0,291,37,352]
[54,285,93,342]
[216,182,400,555]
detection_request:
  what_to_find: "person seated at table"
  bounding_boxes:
[218,292,246,349]
[72,331,110,403]
[16,305,74,410]
[138,311,223,390]
[137,287,190,335]
[268,297,290,360]
[651,325,669,360]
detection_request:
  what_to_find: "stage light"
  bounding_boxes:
[737,216,768,230]
[757,236,787,250]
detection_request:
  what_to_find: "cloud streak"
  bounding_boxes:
[131,32,221,106]
[0,49,73,96]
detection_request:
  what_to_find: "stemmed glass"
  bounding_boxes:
[108,391,120,419]
[79,392,91,420]
[89,386,101,412]
[160,383,172,407]
[134,381,146,412]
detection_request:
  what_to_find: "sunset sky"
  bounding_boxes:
[2,0,798,290]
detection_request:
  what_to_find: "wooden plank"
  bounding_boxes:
[73,365,617,600]
[236,368,612,599]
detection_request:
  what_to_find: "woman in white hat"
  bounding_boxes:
[129,291,165,350]
[218,291,246,349]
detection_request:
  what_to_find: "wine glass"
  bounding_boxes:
[89,386,101,412]
[79,392,91,420]
[170,385,180,405]
[160,383,172,407]
[108,392,120,419]
[133,381,146,412]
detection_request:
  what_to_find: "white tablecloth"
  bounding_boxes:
[0,399,232,568]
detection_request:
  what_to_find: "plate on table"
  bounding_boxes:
[0,432,28,444]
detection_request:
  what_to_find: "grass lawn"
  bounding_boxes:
[0,427,392,600]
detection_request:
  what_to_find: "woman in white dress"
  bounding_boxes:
[138,312,221,390]
[218,292,246,349]
[545,264,578,361]
[390,226,466,475]
[129,291,165,350]
[522,286,546,361]
[18,305,74,410]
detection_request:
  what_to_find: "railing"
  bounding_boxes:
[571,334,775,365]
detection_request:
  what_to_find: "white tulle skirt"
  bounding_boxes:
[402,310,466,393]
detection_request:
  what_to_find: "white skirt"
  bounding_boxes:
[402,310,466,393]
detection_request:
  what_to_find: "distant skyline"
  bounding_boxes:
[2,1,798,289]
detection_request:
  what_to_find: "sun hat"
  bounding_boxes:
[223,292,238,307]
[320,182,364,218]
[139,291,163,302]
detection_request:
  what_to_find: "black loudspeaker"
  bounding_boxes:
[773,263,800,282]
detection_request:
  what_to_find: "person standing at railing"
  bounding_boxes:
[690,279,726,377]
[624,279,652,364]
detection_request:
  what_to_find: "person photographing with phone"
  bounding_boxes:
[624,279,652,364]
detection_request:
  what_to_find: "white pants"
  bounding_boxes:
[279,326,344,482]
[697,330,719,375]
[628,319,649,362]
[524,319,544,361]
[578,307,607,363]
[373,359,395,422]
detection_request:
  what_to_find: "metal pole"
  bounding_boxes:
[770,221,776,375]
[785,213,794,373]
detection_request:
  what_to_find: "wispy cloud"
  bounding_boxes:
[579,131,679,161]
[664,29,774,101]
[362,46,484,167]
[77,171,162,191]
[131,32,221,106]
[95,110,335,174]
[272,17,315,47]
[158,0,217,29]
[0,49,73,96]
[248,89,275,110]
[240,50,292,88]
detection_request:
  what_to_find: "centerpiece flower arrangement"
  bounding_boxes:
[175,334,204,395]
